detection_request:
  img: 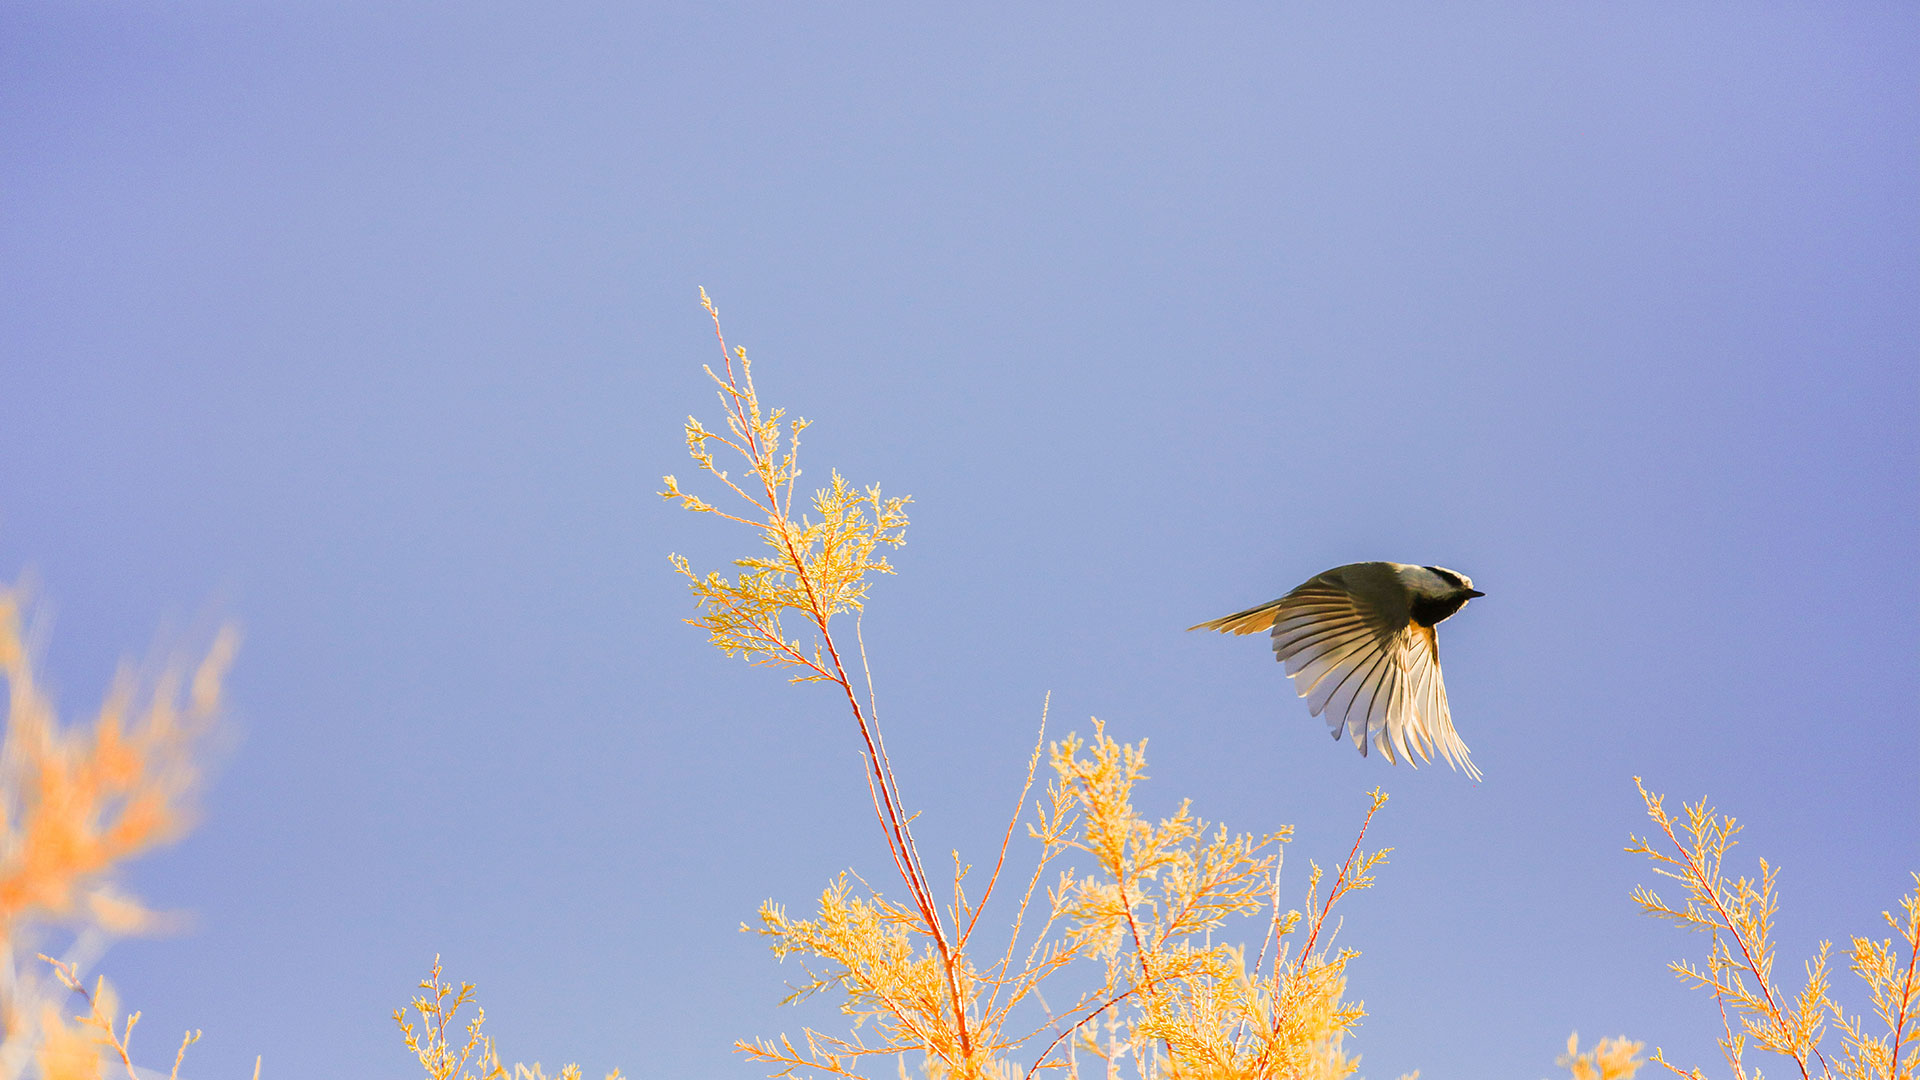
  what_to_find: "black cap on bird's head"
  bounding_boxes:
[1424,565,1484,598]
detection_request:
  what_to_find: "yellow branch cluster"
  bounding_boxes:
[662,288,908,684]
[739,719,1385,1080]
[1628,780,1920,1080]
[395,957,623,1080]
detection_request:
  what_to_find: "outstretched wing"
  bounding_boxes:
[1194,567,1480,779]
[1365,622,1479,780]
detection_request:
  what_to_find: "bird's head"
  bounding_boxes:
[1424,565,1484,599]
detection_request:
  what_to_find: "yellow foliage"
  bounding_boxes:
[395,957,623,1080]
[1559,1032,1646,1080]
[662,287,908,685]
[1628,780,1920,1080]
[0,592,234,938]
[736,721,1386,1080]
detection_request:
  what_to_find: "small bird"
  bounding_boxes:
[1191,562,1484,780]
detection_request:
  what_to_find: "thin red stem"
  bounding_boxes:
[963,719,1045,952]
[1021,985,1142,1080]
[703,311,974,1061]
[1272,799,1380,1041]
[1297,800,1378,966]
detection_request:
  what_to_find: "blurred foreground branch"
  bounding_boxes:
[0,582,236,1079]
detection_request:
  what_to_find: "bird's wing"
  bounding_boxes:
[1268,576,1481,781]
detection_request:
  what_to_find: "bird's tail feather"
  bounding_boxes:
[1187,599,1284,635]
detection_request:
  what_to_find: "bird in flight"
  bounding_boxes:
[1191,562,1484,780]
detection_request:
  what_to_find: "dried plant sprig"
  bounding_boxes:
[1628,779,1920,1080]
[663,288,909,685]
[35,956,201,1080]
[396,957,623,1080]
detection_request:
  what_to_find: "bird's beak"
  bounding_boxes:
[1464,589,1485,598]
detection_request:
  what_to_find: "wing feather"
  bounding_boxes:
[1388,622,1480,780]
[1356,663,1388,759]
[1325,645,1392,751]
[1287,629,1374,681]
[1306,636,1382,718]
[1274,618,1369,656]
[1384,674,1412,765]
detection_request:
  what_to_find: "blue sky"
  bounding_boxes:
[2,4,1916,1078]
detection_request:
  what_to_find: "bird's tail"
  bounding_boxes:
[1187,599,1284,635]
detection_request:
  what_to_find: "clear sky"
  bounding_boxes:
[2,4,1916,1078]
